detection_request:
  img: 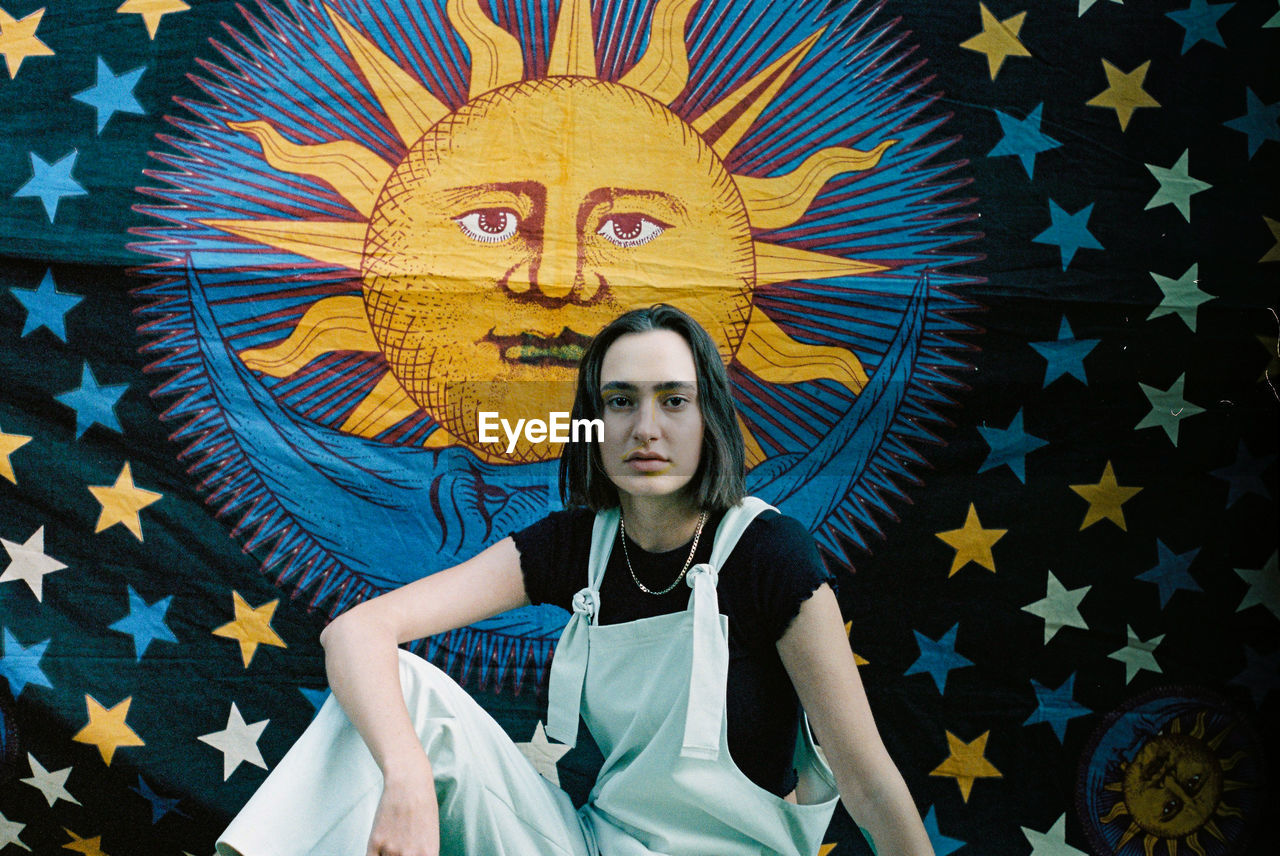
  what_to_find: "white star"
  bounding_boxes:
[0,809,30,851]
[19,753,79,807]
[1022,571,1090,644]
[1109,625,1164,684]
[517,720,572,787]
[198,702,268,780]
[1235,552,1279,621]
[1022,814,1087,856]
[0,526,67,601]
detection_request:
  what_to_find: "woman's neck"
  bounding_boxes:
[618,494,703,552]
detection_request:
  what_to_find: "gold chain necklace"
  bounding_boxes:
[620,510,708,596]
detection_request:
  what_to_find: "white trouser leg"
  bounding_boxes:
[216,650,591,856]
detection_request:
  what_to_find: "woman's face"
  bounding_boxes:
[597,329,705,504]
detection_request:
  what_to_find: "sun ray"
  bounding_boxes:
[340,371,423,437]
[201,219,366,270]
[618,0,695,103]
[1116,821,1142,849]
[239,297,378,376]
[323,4,449,145]
[1203,819,1225,842]
[1219,750,1244,770]
[753,240,887,286]
[1170,718,1183,734]
[736,307,868,395]
[735,141,896,229]
[1144,834,1160,856]
[1187,833,1206,856]
[1100,801,1129,822]
[547,0,596,77]
[1214,802,1243,819]
[1190,712,1206,740]
[228,121,392,218]
[1206,724,1232,751]
[1222,777,1249,790]
[446,0,524,97]
[691,29,824,160]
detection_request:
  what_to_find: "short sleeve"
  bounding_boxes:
[742,512,835,644]
[509,508,594,609]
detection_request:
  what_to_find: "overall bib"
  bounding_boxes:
[216,497,838,856]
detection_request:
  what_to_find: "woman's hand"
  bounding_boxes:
[366,771,441,856]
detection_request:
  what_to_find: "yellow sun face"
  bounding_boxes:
[1121,734,1224,840]
[204,0,897,464]
[361,78,753,457]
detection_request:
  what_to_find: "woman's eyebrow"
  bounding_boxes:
[600,381,696,392]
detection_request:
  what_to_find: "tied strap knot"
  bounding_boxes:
[571,587,600,619]
[546,587,598,748]
[681,561,727,760]
[686,562,718,589]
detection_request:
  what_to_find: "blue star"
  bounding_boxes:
[131,775,186,824]
[1229,646,1280,707]
[922,805,965,856]
[54,362,129,439]
[1137,540,1203,608]
[300,685,331,713]
[1033,199,1103,270]
[1029,317,1098,387]
[1166,0,1232,53]
[12,150,87,222]
[108,586,178,660]
[1024,673,1091,742]
[1212,441,1274,508]
[905,624,973,694]
[989,103,1062,179]
[1224,88,1280,159]
[977,408,1048,483]
[0,627,53,697]
[7,269,83,342]
[72,56,147,134]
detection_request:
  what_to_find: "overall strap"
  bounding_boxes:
[681,496,775,760]
[545,507,620,747]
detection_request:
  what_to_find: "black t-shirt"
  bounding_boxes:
[512,506,833,797]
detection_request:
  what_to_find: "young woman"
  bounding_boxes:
[217,305,933,856]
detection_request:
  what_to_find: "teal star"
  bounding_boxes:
[1230,646,1280,706]
[1148,263,1211,332]
[1030,317,1098,386]
[1224,88,1280,158]
[1235,553,1279,621]
[299,686,330,712]
[131,775,186,823]
[977,408,1047,483]
[0,627,52,697]
[1145,150,1211,221]
[1023,814,1088,856]
[108,586,178,660]
[7,269,83,342]
[922,805,965,856]
[1211,441,1274,507]
[1078,0,1124,17]
[905,624,973,694]
[1267,2,1280,27]
[72,56,147,134]
[12,150,87,222]
[1033,199,1103,270]
[989,103,1062,179]
[54,362,129,439]
[1135,374,1204,445]
[1024,673,1091,741]
[1137,540,1203,608]
[1166,0,1232,53]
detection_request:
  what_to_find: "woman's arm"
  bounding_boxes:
[777,583,935,856]
[319,536,529,856]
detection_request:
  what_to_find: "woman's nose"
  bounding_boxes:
[632,399,660,440]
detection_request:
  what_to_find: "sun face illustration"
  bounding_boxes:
[1099,712,1248,856]
[200,0,894,463]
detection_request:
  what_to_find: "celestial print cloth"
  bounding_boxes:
[1,1,1277,855]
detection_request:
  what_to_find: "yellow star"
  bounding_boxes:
[936,503,1006,576]
[959,3,1030,80]
[116,0,189,40]
[62,828,109,856]
[819,845,837,856]
[1261,216,1280,263]
[0,427,31,484]
[929,730,1002,802]
[1086,59,1160,131]
[0,5,55,78]
[1069,460,1142,531]
[212,591,287,667]
[88,462,162,540]
[844,620,869,665]
[72,695,144,766]
[1257,335,1279,385]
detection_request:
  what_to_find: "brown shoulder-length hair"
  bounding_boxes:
[560,304,747,512]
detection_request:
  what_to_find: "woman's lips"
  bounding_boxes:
[625,454,671,473]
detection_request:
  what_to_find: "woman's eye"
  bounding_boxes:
[664,395,689,408]
[605,395,632,409]
[597,214,668,248]
[456,209,520,243]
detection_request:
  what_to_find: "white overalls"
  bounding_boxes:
[217,497,839,856]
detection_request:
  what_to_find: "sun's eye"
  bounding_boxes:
[597,214,668,247]
[1160,797,1183,821]
[456,209,520,243]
